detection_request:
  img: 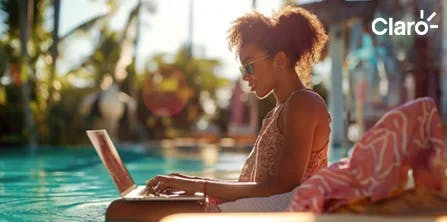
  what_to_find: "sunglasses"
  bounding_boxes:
[239,55,270,75]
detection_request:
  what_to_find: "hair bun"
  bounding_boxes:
[272,6,327,64]
[271,6,328,87]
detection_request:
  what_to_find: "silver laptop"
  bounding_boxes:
[86,129,204,201]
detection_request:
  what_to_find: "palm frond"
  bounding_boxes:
[59,13,109,42]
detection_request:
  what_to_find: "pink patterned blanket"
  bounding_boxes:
[288,97,447,213]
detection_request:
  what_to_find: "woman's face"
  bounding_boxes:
[238,43,276,99]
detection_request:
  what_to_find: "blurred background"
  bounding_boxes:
[0,0,446,220]
[1,0,445,150]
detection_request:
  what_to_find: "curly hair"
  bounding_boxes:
[227,5,328,88]
[227,11,274,55]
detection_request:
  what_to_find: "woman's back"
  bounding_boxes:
[239,89,330,183]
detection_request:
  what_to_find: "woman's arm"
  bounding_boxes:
[168,173,237,183]
[202,179,289,200]
[145,175,287,201]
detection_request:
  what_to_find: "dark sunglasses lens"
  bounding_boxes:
[245,65,253,74]
[239,64,253,75]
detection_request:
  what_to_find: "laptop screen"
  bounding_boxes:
[87,130,135,195]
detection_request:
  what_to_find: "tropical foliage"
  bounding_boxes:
[0,0,230,146]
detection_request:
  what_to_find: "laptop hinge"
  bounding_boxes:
[121,184,137,196]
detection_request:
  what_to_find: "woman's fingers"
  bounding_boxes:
[153,180,164,194]
[145,175,177,194]
[144,175,198,195]
[145,175,164,194]
[146,176,158,188]
[154,178,178,195]
[168,173,183,178]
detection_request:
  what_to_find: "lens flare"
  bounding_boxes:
[141,67,189,117]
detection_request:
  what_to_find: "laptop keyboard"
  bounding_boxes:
[139,188,187,197]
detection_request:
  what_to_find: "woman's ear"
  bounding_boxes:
[273,51,289,71]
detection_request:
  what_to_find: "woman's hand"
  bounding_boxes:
[168,173,201,180]
[144,175,203,195]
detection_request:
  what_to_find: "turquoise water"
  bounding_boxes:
[0,146,245,221]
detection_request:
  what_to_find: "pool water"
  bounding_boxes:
[0,146,246,221]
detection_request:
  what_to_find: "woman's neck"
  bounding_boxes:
[273,71,306,105]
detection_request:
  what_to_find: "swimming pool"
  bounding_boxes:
[0,146,247,221]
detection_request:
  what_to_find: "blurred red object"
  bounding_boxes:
[142,67,189,117]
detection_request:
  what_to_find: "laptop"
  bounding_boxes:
[86,129,204,201]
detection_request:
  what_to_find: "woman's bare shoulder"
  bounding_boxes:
[278,90,329,133]
[285,90,328,116]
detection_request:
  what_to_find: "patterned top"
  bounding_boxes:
[238,89,330,183]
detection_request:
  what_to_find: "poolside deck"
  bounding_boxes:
[161,212,447,222]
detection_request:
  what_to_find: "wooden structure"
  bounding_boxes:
[161,212,447,222]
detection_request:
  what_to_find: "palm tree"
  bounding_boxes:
[60,0,155,91]
[47,0,59,105]
[18,0,37,148]
[118,0,155,95]
[0,0,114,145]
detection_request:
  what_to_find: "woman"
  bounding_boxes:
[145,5,329,212]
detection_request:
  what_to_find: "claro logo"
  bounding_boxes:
[372,10,438,36]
